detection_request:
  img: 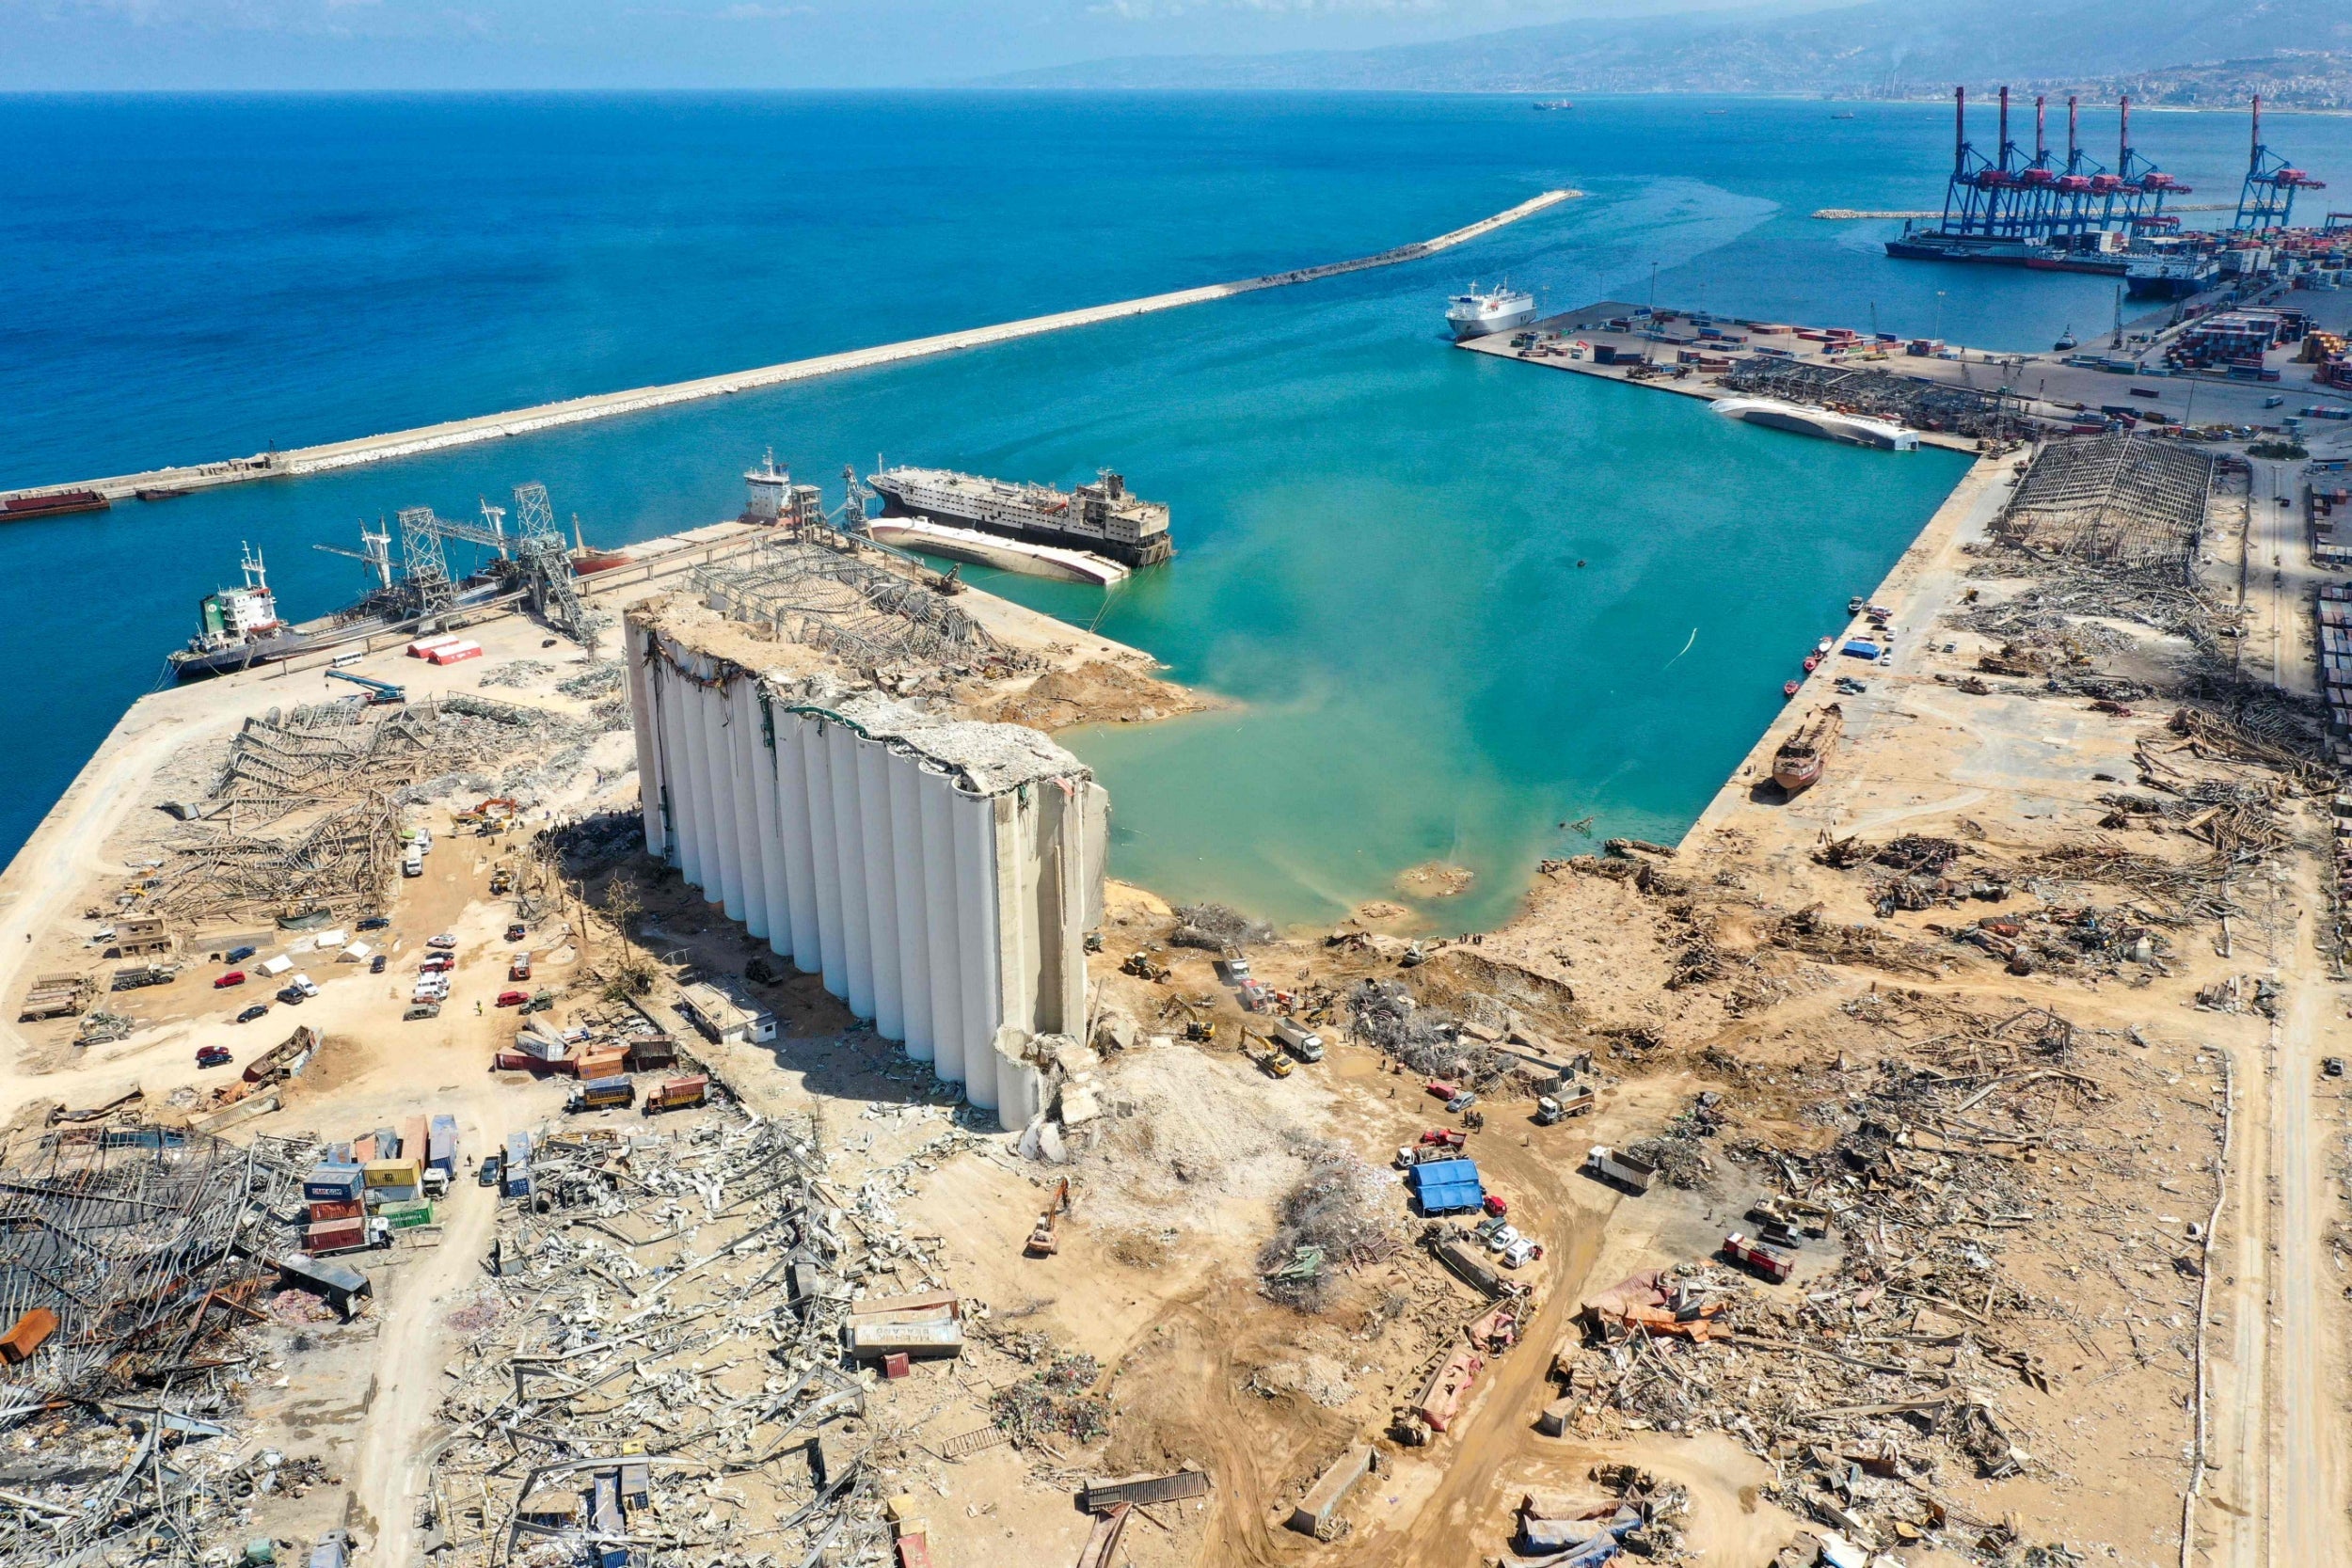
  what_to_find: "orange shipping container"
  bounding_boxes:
[0,1307,58,1365]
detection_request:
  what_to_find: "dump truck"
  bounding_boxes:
[643,1075,709,1115]
[1534,1085,1595,1125]
[1585,1146,1657,1195]
[568,1076,636,1113]
[1723,1231,1794,1283]
[1272,1017,1325,1063]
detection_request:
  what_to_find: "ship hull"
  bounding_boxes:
[2126,272,2214,300]
[1449,304,1538,341]
[1884,236,2128,276]
[869,484,1173,568]
[167,584,508,681]
[1772,760,1823,796]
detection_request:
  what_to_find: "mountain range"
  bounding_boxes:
[979,0,2352,105]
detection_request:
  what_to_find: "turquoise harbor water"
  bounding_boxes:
[4,93,2347,927]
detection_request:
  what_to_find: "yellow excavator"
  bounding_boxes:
[1025,1178,1071,1258]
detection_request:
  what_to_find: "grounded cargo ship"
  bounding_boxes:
[1445,283,1539,341]
[2125,251,2220,299]
[1772,704,1845,796]
[867,466,1174,569]
[168,538,503,680]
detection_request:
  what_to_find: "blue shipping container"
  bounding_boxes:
[1406,1158,1486,1216]
[428,1115,459,1174]
[302,1164,365,1202]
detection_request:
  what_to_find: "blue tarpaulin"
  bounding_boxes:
[1840,640,1882,659]
[1406,1158,1485,1215]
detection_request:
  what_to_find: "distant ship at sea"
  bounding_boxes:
[1531,101,1574,112]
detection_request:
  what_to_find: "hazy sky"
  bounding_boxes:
[1,0,1793,88]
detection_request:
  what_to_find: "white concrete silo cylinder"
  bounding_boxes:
[771,702,822,973]
[626,631,663,861]
[856,736,905,1043]
[799,712,848,1000]
[701,673,745,921]
[951,785,1002,1069]
[748,690,791,958]
[675,660,718,897]
[726,679,772,940]
[918,763,965,1084]
[887,751,933,1063]
[826,721,875,1021]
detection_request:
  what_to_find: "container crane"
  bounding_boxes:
[2236,94,2325,233]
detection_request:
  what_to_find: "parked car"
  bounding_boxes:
[224,944,257,964]
[496,990,528,1008]
[2327,1057,2344,1079]
[504,923,527,942]
[292,974,319,998]
[421,954,454,973]
[357,916,390,931]
[371,954,389,974]
[477,1153,502,1188]
[196,1045,232,1069]
[276,986,307,1006]
[214,971,246,990]
[427,933,458,950]
[1445,1091,1479,1115]
[235,1004,269,1023]
[405,1002,441,1021]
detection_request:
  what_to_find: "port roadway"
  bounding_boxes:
[4,188,1580,508]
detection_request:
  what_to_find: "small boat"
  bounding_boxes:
[1532,100,1575,111]
[1831,112,1857,120]
[135,486,192,502]
[1803,654,1821,673]
[2053,325,2079,351]
[1814,637,1835,656]
[1782,679,1801,698]
[1772,703,1845,797]
[1847,595,1866,613]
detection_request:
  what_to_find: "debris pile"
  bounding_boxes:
[1551,1015,2114,1566]
[1167,901,1274,951]
[425,1104,913,1567]
[1346,978,1504,1085]
[0,1125,315,1568]
[1256,1147,1405,1310]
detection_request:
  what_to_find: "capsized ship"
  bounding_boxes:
[867,466,1174,569]
[1445,283,1539,341]
[1710,397,1919,451]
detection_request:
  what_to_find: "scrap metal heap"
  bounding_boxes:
[1990,432,2213,575]
[0,1125,316,1568]
[686,535,1041,680]
[1717,357,2022,443]
[426,1104,972,1566]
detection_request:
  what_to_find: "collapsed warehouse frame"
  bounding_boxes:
[1990,431,2215,576]
[0,1127,313,1568]
[686,536,1041,677]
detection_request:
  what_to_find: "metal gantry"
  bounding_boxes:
[2235,93,2327,233]
[1930,87,2185,246]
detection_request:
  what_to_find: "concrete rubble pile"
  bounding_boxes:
[426,1102,958,1567]
[0,1125,322,1568]
[1550,1020,2111,1567]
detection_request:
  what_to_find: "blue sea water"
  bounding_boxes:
[4,92,2348,927]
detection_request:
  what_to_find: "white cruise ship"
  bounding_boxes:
[1445,283,1539,341]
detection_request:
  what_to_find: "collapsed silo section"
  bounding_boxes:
[625,599,1109,1130]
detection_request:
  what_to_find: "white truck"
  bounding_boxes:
[1585,1146,1658,1195]
[1272,1017,1325,1063]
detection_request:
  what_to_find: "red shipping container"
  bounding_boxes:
[895,1535,931,1568]
[309,1198,363,1223]
[0,1308,58,1365]
[307,1220,366,1251]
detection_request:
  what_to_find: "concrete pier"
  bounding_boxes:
[5,190,1579,508]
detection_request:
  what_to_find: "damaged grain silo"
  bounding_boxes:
[624,593,1107,1127]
